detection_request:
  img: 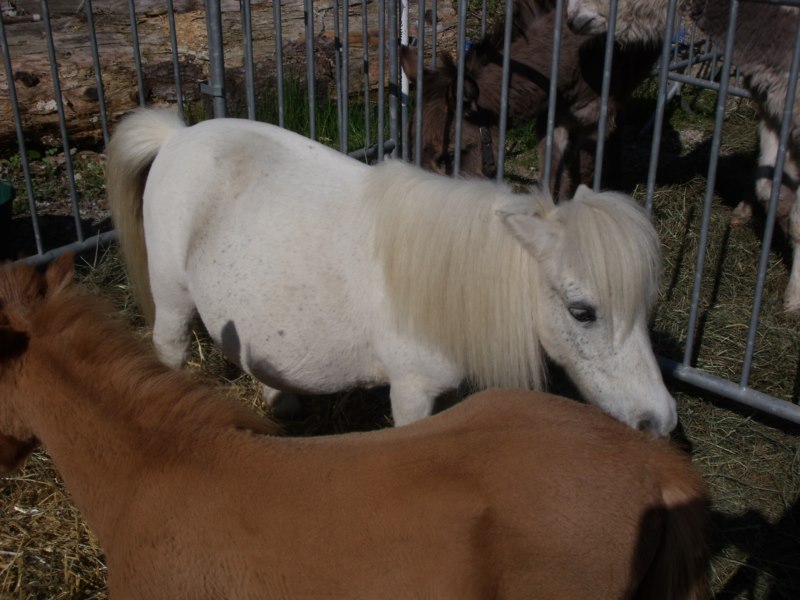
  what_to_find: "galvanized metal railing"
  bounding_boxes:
[2,0,799,424]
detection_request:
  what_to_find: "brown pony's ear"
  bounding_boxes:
[44,253,75,297]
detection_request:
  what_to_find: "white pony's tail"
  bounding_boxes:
[636,453,710,600]
[106,108,185,324]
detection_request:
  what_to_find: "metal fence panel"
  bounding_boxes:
[2,0,799,423]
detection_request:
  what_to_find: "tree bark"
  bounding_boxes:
[0,0,456,151]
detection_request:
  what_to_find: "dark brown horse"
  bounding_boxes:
[402,2,659,198]
[0,255,711,598]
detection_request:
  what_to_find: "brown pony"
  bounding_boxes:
[0,255,709,599]
[402,2,659,197]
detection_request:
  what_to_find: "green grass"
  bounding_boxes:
[184,76,393,158]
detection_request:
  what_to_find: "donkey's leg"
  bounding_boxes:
[537,123,570,200]
[741,121,798,231]
[151,291,195,369]
[784,188,800,312]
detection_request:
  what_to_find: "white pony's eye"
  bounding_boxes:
[568,302,597,323]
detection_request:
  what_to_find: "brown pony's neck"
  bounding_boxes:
[17,289,276,539]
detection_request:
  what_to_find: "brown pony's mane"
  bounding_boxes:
[2,263,280,454]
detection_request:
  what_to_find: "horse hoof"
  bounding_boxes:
[269,393,303,420]
[731,201,753,227]
[784,298,800,313]
[784,287,800,313]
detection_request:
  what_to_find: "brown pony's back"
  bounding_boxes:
[0,258,708,598]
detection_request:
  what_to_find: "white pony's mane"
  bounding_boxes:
[368,161,661,391]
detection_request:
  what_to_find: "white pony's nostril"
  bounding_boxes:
[636,413,658,435]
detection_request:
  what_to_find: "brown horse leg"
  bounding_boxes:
[538,123,571,201]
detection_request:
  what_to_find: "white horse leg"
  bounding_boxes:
[152,298,195,369]
[784,189,800,312]
[261,384,302,419]
[388,380,441,427]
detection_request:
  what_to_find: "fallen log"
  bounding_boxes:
[0,0,456,152]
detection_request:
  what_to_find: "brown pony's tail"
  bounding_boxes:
[106,108,185,324]
[636,451,711,600]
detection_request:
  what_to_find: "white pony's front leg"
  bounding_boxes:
[389,380,439,426]
[379,340,463,427]
[261,384,302,419]
[784,189,800,312]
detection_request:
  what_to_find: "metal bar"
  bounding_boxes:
[0,12,43,254]
[645,0,679,215]
[542,0,565,192]
[241,0,256,120]
[19,231,118,268]
[83,0,110,145]
[740,17,800,387]
[666,51,730,72]
[591,0,618,192]
[682,0,740,366]
[304,0,317,138]
[273,0,286,128]
[664,71,750,99]
[348,139,396,162]
[496,0,516,181]
[41,0,84,242]
[400,0,409,160]
[388,0,398,157]
[361,0,371,152]
[377,0,386,160]
[166,0,186,121]
[414,3,425,168]
[204,0,227,117]
[334,0,344,148]
[452,0,467,176]
[342,0,350,152]
[658,356,800,424]
[127,0,146,108]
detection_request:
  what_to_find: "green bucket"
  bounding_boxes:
[0,180,15,260]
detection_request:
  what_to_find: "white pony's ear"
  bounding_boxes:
[496,210,561,259]
[573,184,593,200]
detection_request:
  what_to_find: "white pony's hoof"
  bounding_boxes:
[262,385,303,419]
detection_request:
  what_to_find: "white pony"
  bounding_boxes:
[106,108,677,435]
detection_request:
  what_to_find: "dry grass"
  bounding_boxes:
[1,89,799,599]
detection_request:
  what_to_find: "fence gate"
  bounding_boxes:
[2,0,799,424]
